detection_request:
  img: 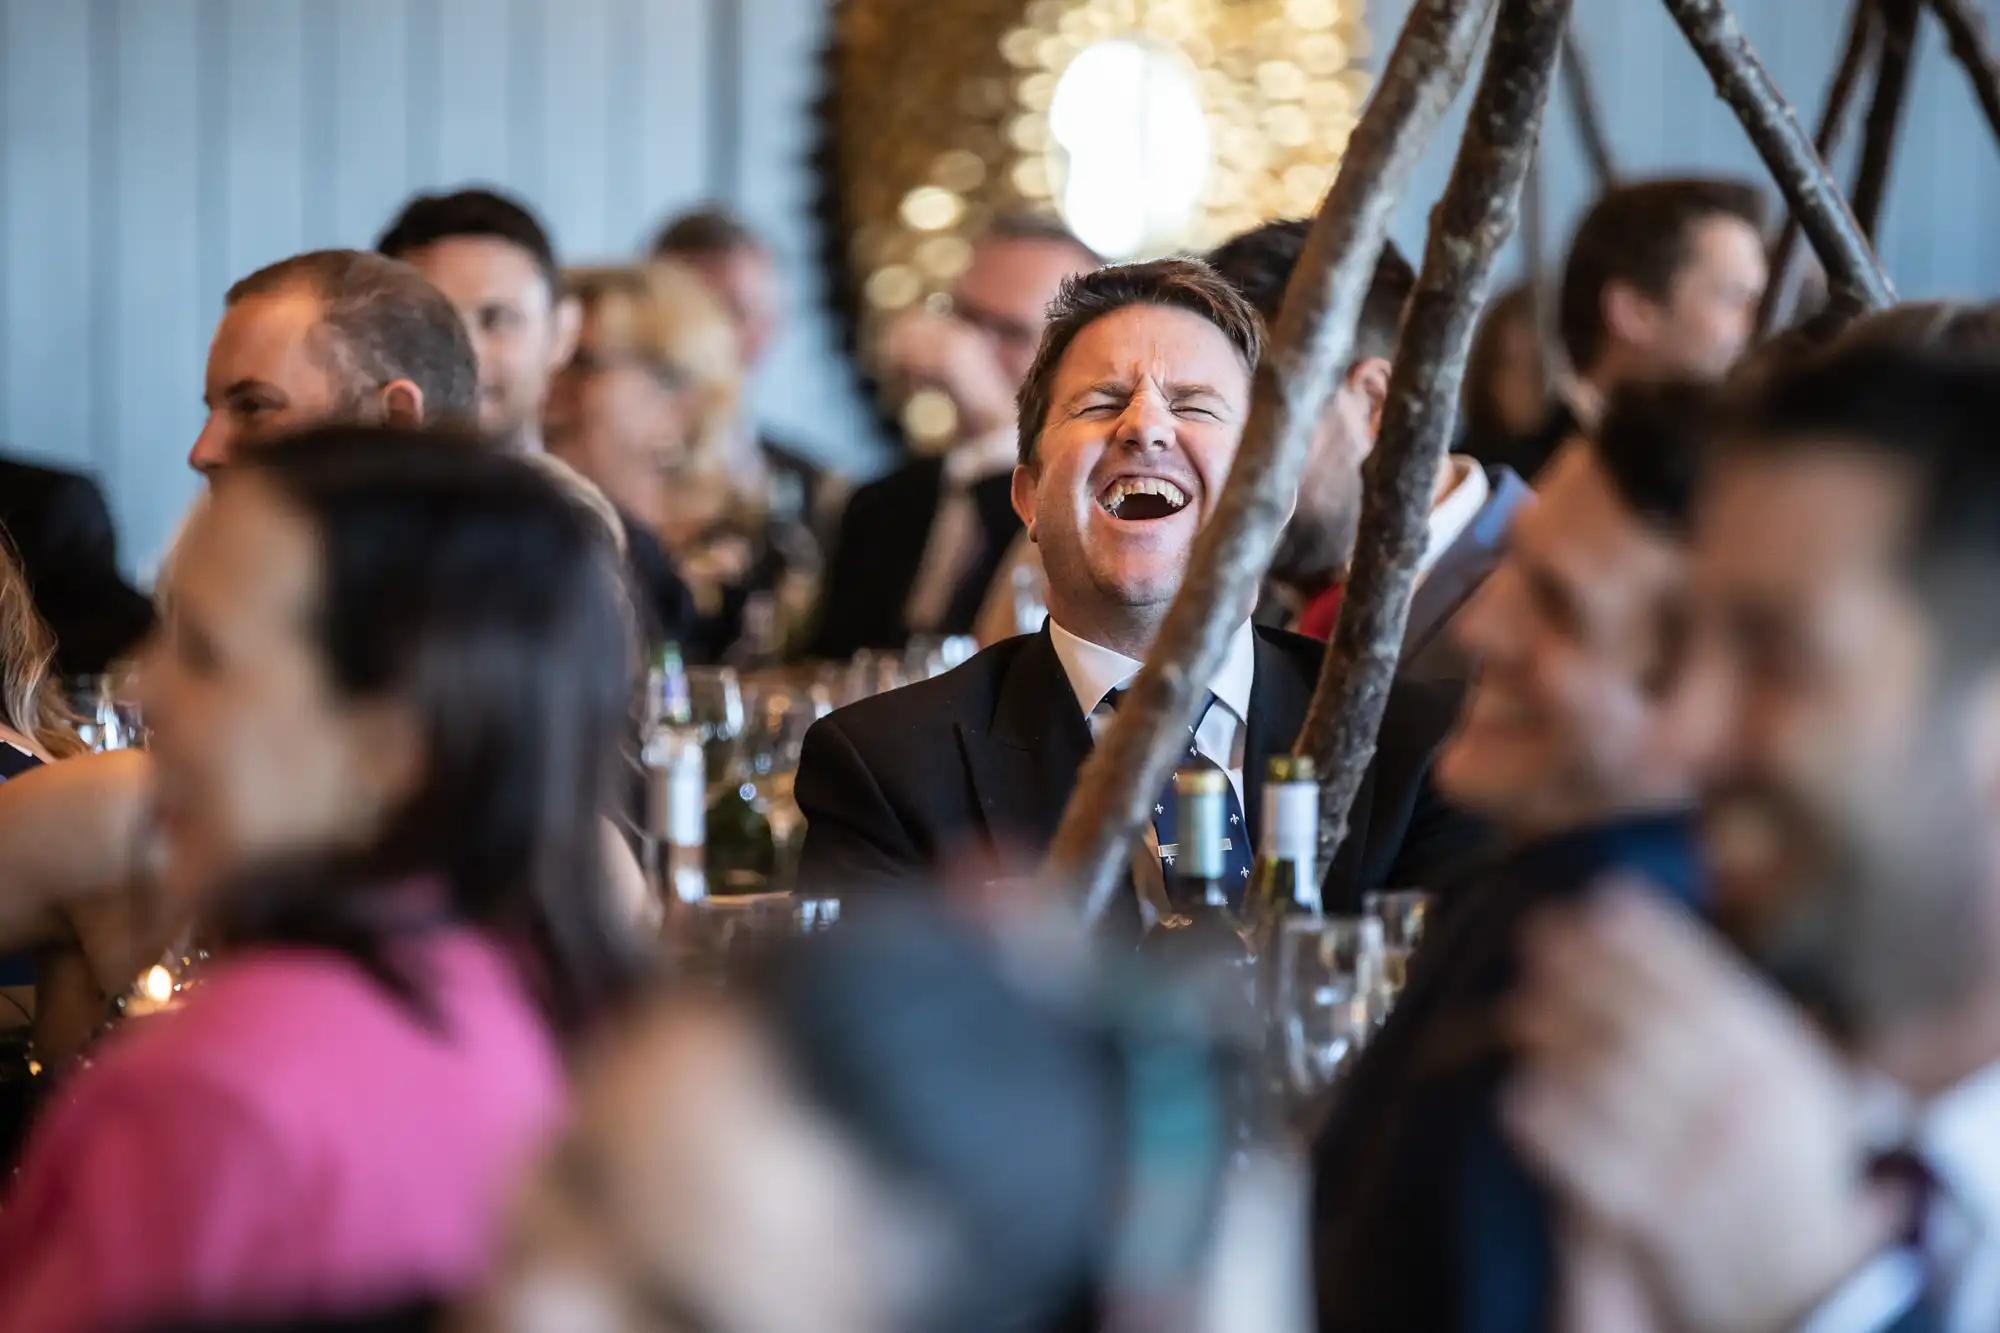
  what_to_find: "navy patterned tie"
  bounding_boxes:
[1107,689,1256,909]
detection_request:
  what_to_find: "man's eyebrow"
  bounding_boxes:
[204,378,280,408]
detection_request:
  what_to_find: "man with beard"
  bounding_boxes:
[1307,381,1723,1333]
[1206,219,1531,678]
[1506,347,2000,1333]
[795,259,1474,924]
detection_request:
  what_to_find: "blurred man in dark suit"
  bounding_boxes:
[1310,382,1724,1333]
[378,187,580,457]
[1208,219,1532,679]
[1506,349,2000,1333]
[651,206,832,531]
[796,259,1476,926]
[1499,177,1766,481]
[808,216,1099,658]
[385,190,692,649]
[0,456,153,676]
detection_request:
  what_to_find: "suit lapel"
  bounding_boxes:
[1243,629,1315,853]
[1400,466,1531,668]
[956,629,1093,854]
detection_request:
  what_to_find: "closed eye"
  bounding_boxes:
[1172,404,1219,419]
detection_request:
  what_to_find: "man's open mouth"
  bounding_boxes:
[1098,476,1191,522]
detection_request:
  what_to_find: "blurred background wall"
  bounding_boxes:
[2,0,1997,575]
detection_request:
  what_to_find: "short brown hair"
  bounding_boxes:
[1014,259,1263,467]
[1207,218,1413,365]
[650,205,764,260]
[226,249,480,424]
[1559,177,1766,376]
[1833,300,2000,365]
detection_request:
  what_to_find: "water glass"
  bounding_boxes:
[67,674,145,752]
[1363,889,1432,997]
[1276,915,1383,1100]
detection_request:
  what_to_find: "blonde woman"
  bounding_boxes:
[550,260,806,658]
[0,544,85,770]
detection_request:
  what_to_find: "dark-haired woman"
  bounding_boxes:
[0,428,641,1333]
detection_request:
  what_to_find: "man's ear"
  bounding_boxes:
[549,294,583,372]
[378,379,425,429]
[1010,461,1039,541]
[1602,279,1661,358]
[1347,357,1393,441]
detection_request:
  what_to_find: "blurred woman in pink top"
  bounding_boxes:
[0,426,644,1333]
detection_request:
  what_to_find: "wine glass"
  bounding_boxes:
[687,667,746,787]
[1363,889,1432,1001]
[1276,915,1384,1103]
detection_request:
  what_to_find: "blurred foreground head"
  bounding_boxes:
[1698,347,2000,1071]
[139,426,638,1033]
[478,905,1233,1333]
[1436,380,1722,838]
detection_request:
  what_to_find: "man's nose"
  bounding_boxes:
[1114,393,1173,452]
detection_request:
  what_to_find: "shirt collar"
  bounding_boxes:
[1419,455,1489,581]
[1047,617,1258,726]
[1917,1058,2000,1236]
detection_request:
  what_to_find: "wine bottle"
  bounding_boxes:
[1166,767,1235,915]
[647,642,693,728]
[1245,755,1321,953]
[705,765,779,896]
[1145,768,1257,1061]
[641,718,707,905]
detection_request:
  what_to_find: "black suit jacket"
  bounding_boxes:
[806,455,1019,659]
[617,510,698,654]
[0,456,154,676]
[795,624,1483,925]
[1311,814,1703,1333]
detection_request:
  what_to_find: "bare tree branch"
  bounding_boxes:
[1055,0,1500,925]
[1294,0,1571,875]
[1850,0,1918,241]
[1664,0,1895,312]
[1927,0,2000,154]
[1561,27,1618,187]
[1757,0,1878,334]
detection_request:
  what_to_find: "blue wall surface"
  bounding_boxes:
[3,0,1998,574]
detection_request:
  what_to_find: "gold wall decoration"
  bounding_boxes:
[814,0,1372,432]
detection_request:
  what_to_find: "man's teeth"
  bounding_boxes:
[1100,477,1190,515]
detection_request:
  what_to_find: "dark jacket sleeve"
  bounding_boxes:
[793,714,928,897]
[1372,678,1490,894]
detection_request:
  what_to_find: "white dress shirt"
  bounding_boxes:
[1048,616,1258,811]
[1417,455,1490,587]
[903,428,1019,634]
[1802,1059,2000,1333]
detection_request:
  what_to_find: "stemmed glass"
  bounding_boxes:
[687,667,746,788]
[1275,915,1385,1105]
[1363,889,1432,1004]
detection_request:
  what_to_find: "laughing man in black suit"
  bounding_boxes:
[796,258,1478,921]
